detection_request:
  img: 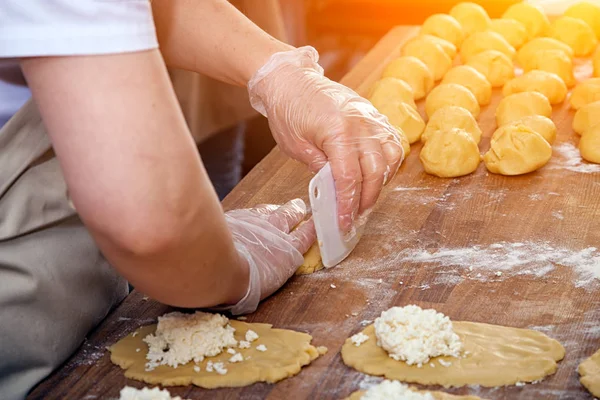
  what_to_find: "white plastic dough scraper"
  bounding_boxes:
[309,163,364,267]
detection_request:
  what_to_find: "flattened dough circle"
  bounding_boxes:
[110,321,325,388]
[341,322,564,387]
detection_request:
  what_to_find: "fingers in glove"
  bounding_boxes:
[381,136,404,185]
[289,218,317,254]
[267,198,307,233]
[357,137,387,215]
[323,136,362,233]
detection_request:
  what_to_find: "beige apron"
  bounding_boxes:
[170,0,288,143]
[0,100,128,400]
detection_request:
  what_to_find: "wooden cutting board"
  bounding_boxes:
[29,26,600,400]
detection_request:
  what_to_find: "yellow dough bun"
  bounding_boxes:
[593,46,600,77]
[460,31,516,63]
[381,56,434,100]
[570,78,600,109]
[517,38,575,67]
[564,2,600,40]
[505,115,557,144]
[392,125,411,157]
[425,83,481,119]
[368,77,417,110]
[496,91,552,126]
[489,18,528,49]
[402,39,453,81]
[466,50,515,87]
[502,3,550,40]
[549,16,597,57]
[449,2,491,37]
[407,34,457,59]
[502,70,568,105]
[484,124,553,175]
[421,106,482,144]
[421,13,465,47]
[573,100,600,135]
[377,101,426,144]
[420,127,481,178]
[522,49,576,88]
[579,124,600,163]
[442,65,492,105]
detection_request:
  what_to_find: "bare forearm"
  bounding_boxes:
[152,0,293,87]
[21,51,247,307]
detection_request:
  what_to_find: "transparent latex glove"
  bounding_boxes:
[219,199,315,315]
[248,46,405,234]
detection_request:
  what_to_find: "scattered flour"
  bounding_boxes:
[529,194,543,201]
[395,242,600,288]
[552,211,564,220]
[256,344,267,352]
[119,386,188,400]
[549,143,600,173]
[350,332,370,347]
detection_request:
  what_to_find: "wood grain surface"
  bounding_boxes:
[29,26,600,400]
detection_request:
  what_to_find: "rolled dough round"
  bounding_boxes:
[425,83,480,119]
[466,50,515,88]
[421,14,465,47]
[460,31,515,63]
[110,321,326,388]
[517,38,574,67]
[402,39,452,81]
[522,49,575,88]
[573,101,600,135]
[489,18,528,49]
[369,77,416,110]
[341,322,564,387]
[549,16,597,57]
[495,91,552,126]
[579,125,600,164]
[579,348,600,398]
[422,106,482,144]
[565,2,600,39]
[449,2,491,37]
[502,3,550,40]
[570,78,600,110]
[382,56,434,100]
[420,128,481,178]
[502,70,567,105]
[442,65,492,106]
[346,385,483,400]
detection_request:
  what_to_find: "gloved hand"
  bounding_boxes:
[219,199,315,315]
[248,46,405,234]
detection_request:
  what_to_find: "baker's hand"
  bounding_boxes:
[248,46,405,233]
[220,199,315,315]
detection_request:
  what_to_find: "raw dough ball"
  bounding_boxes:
[579,124,600,164]
[408,34,457,59]
[579,348,600,398]
[570,78,600,110]
[549,16,598,57]
[382,56,434,100]
[420,128,481,178]
[573,100,600,135]
[522,49,576,88]
[502,3,550,40]
[394,126,411,157]
[296,243,324,275]
[517,38,574,67]
[505,115,557,145]
[460,31,516,63]
[466,50,515,87]
[425,83,480,119]
[422,106,482,144]
[565,2,600,39]
[110,321,326,388]
[484,124,552,175]
[402,39,452,81]
[489,18,528,49]
[594,47,600,77]
[449,2,491,37]
[377,102,425,144]
[496,91,552,126]
[341,322,565,387]
[502,70,568,105]
[421,13,465,47]
[442,65,492,105]
[369,77,417,110]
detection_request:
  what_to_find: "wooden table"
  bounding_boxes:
[29,26,600,400]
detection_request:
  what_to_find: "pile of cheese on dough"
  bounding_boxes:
[374,305,462,367]
[119,386,189,400]
[143,311,237,370]
[361,380,434,400]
